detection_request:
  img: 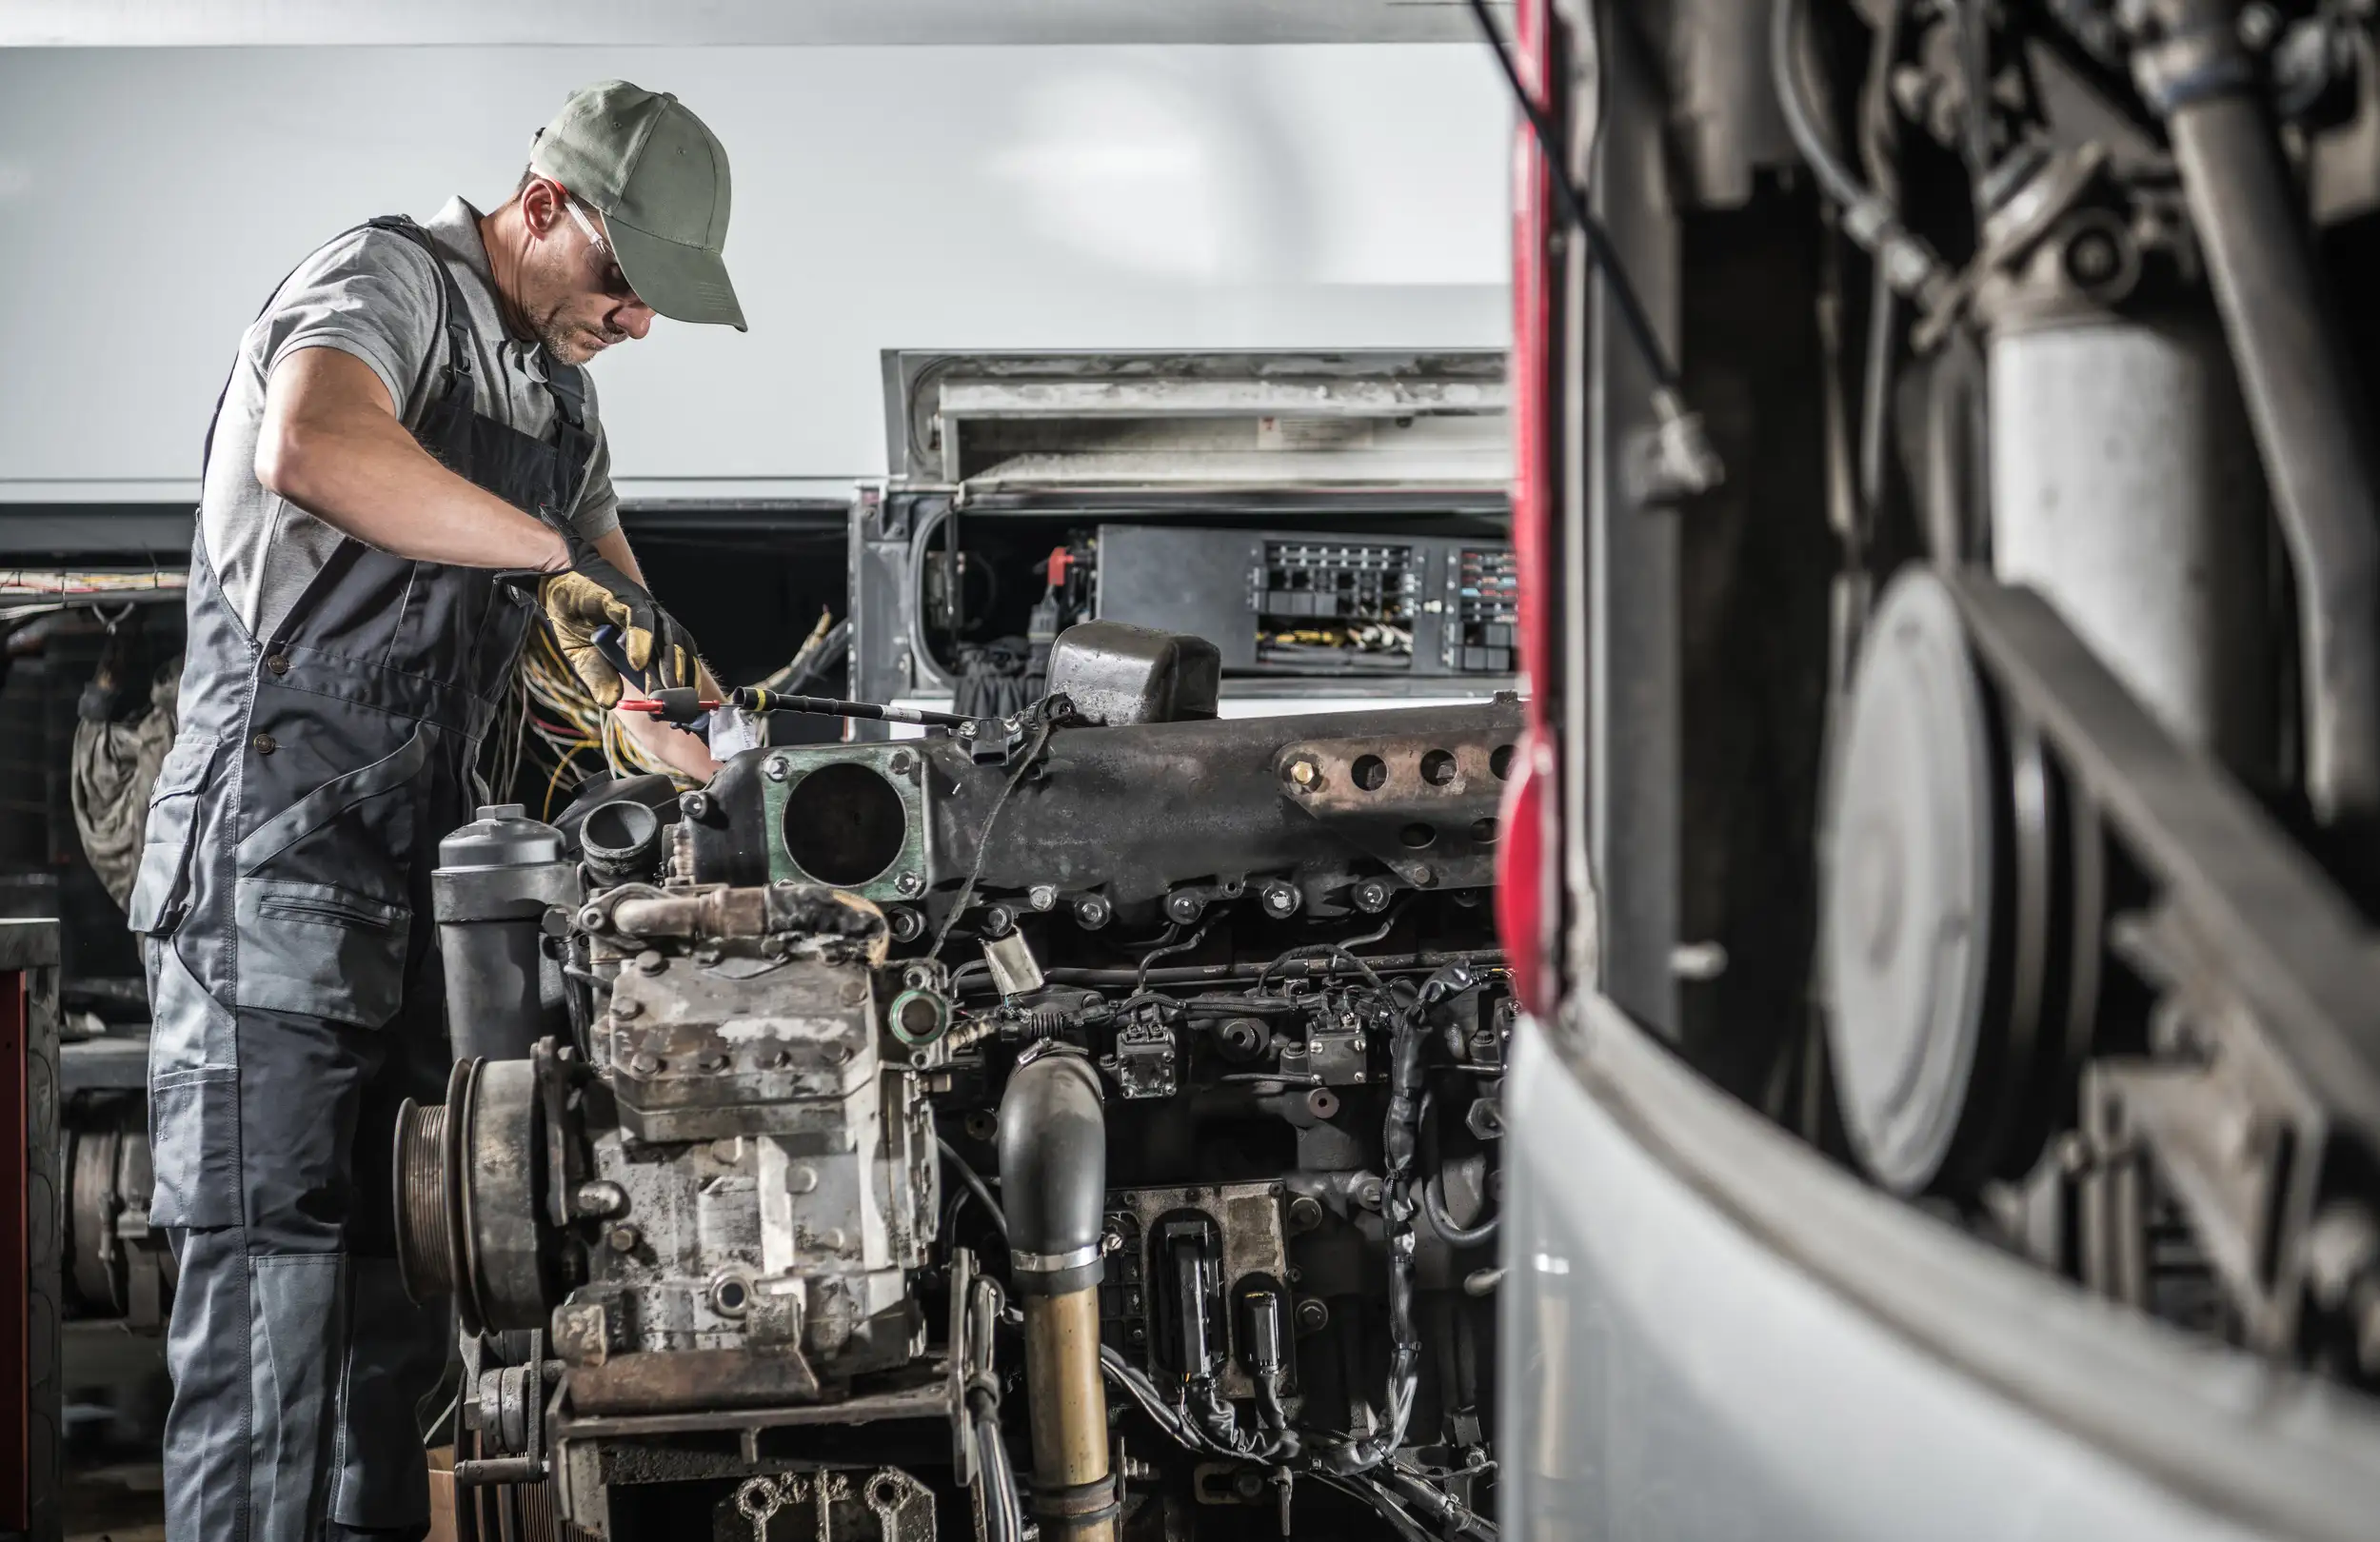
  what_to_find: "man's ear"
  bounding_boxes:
[520,177,565,240]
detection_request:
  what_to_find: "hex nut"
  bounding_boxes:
[606,1224,642,1253]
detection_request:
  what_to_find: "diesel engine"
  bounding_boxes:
[392,623,1512,1542]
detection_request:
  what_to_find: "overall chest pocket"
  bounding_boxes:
[233,723,434,1029]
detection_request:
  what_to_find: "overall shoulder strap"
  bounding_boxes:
[362,215,475,422]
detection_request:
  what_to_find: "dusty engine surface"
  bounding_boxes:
[394,623,1513,1542]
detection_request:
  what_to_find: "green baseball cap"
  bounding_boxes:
[529,80,746,331]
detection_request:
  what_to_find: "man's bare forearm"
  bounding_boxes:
[256,346,571,571]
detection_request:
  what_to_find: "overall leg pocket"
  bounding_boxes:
[149,1065,243,1230]
[237,880,412,1030]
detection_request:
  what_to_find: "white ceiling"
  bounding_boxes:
[5,0,1506,48]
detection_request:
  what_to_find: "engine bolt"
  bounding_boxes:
[1355,1176,1385,1211]
[629,1051,662,1077]
[607,1224,642,1253]
[1028,884,1058,912]
[635,950,664,974]
[1074,894,1112,930]
[889,750,916,775]
[1166,891,1205,924]
[1287,758,1320,790]
[699,1052,730,1072]
[764,755,791,782]
[1287,1195,1324,1234]
[710,1138,744,1163]
[896,872,924,897]
[1295,1297,1330,1334]
[1352,880,1393,914]
[614,998,642,1020]
[682,791,711,820]
[574,1180,627,1217]
[1261,882,1300,918]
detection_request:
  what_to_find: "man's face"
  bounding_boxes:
[518,182,656,366]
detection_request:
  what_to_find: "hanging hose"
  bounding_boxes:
[1772,0,1951,306]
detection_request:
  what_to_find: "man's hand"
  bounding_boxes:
[541,539,701,707]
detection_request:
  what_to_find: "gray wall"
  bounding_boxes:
[0,45,1510,502]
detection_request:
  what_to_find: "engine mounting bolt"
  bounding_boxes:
[1028,884,1058,912]
[1287,1196,1324,1234]
[764,755,791,782]
[1261,883,1300,917]
[682,791,712,820]
[578,905,609,931]
[574,1180,628,1217]
[1352,880,1392,914]
[1355,1176,1385,1211]
[629,1051,662,1077]
[635,950,665,974]
[1408,864,1435,888]
[1166,891,1205,924]
[1074,894,1113,929]
[607,1224,642,1253]
[1295,1297,1330,1334]
[1287,758,1319,789]
[888,750,915,775]
[896,872,924,897]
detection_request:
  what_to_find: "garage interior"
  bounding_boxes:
[9,4,2380,1542]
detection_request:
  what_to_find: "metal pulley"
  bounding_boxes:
[394,1056,555,1334]
[1822,568,2098,1196]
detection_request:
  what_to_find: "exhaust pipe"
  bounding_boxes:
[998,1047,1116,1542]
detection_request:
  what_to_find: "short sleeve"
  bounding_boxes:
[566,371,619,540]
[256,227,445,422]
[571,423,622,542]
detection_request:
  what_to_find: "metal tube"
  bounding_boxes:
[2157,45,2380,821]
[1021,1290,1115,1542]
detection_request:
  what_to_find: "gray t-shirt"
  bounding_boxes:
[198,195,620,640]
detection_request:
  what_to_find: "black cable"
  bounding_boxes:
[938,1136,1007,1236]
[1425,1174,1501,1249]
[928,716,1056,960]
[1135,919,1215,992]
[1460,0,1680,393]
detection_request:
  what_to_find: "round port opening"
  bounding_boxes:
[1399,822,1438,850]
[1490,743,1517,781]
[1420,749,1458,785]
[1352,754,1389,792]
[783,761,907,886]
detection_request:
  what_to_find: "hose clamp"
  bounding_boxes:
[1009,1242,1104,1275]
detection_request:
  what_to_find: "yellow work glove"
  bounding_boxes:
[540,562,702,710]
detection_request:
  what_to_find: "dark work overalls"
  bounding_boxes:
[129,217,594,1540]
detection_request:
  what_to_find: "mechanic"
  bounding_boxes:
[127,81,740,1540]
